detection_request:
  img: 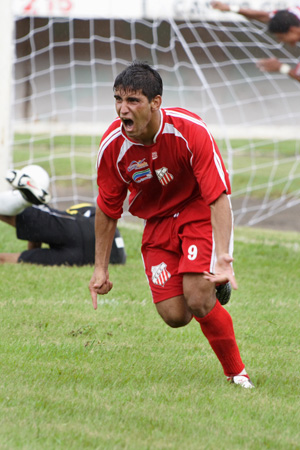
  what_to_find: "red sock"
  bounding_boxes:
[194,300,245,377]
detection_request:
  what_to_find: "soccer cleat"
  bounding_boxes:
[6,169,51,205]
[228,375,255,389]
[216,281,232,305]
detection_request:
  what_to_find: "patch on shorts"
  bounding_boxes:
[151,262,171,287]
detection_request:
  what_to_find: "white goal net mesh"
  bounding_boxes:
[10,14,300,226]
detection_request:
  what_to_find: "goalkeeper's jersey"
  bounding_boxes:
[96,107,231,220]
[64,203,126,265]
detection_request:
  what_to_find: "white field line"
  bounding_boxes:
[119,218,300,252]
[234,237,299,252]
[120,221,300,252]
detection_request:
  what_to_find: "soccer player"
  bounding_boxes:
[211,2,300,82]
[89,61,254,388]
[0,166,126,266]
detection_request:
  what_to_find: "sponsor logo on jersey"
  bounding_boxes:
[151,262,171,287]
[155,167,174,186]
[132,168,153,183]
[128,158,148,172]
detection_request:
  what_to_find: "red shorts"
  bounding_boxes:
[141,198,226,303]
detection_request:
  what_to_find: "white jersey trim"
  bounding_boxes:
[96,123,121,169]
[164,109,228,192]
[96,123,132,184]
[162,122,193,164]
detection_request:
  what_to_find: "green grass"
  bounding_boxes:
[12,134,100,187]
[11,135,300,198]
[0,222,299,449]
[218,138,300,198]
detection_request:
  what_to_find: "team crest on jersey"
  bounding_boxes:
[151,262,171,287]
[155,167,174,186]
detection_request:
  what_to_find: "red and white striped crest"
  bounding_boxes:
[151,262,171,287]
[155,167,174,186]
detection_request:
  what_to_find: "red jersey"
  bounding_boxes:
[96,107,231,220]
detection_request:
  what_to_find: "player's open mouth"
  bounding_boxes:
[122,119,134,131]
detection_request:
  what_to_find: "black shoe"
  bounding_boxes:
[216,282,231,305]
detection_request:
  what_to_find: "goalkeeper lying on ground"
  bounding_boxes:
[0,165,126,266]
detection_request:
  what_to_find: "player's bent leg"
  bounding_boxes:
[0,215,17,227]
[155,295,193,328]
[183,272,216,318]
[182,273,253,386]
[194,300,245,377]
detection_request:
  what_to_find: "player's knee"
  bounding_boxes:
[158,309,193,328]
[184,289,215,317]
[165,316,192,328]
[183,274,216,317]
[155,295,193,328]
[186,297,211,318]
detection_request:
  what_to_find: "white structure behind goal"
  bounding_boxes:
[3,0,300,226]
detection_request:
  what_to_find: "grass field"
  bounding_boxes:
[0,221,299,449]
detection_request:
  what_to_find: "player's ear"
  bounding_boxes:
[151,95,162,111]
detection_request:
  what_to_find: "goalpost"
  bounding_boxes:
[4,0,300,226]
[0,0,14,192]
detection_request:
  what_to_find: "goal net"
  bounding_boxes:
[5,0,300,226]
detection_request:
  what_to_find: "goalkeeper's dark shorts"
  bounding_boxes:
[16,205,126,266]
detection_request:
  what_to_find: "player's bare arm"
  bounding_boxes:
[204,193,238,289]
[89,206,117,309]
[211,2,230,12]
[0,215,17,227]
[256,58,281,72]
[257,58,300,82]
[0,253,21,264]
[211,2,270,23]
[289,67,300,82]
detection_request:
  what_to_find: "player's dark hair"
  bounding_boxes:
[268,10,300,33]
[113,60,163,101]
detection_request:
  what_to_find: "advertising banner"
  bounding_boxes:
[13,0,300,19]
